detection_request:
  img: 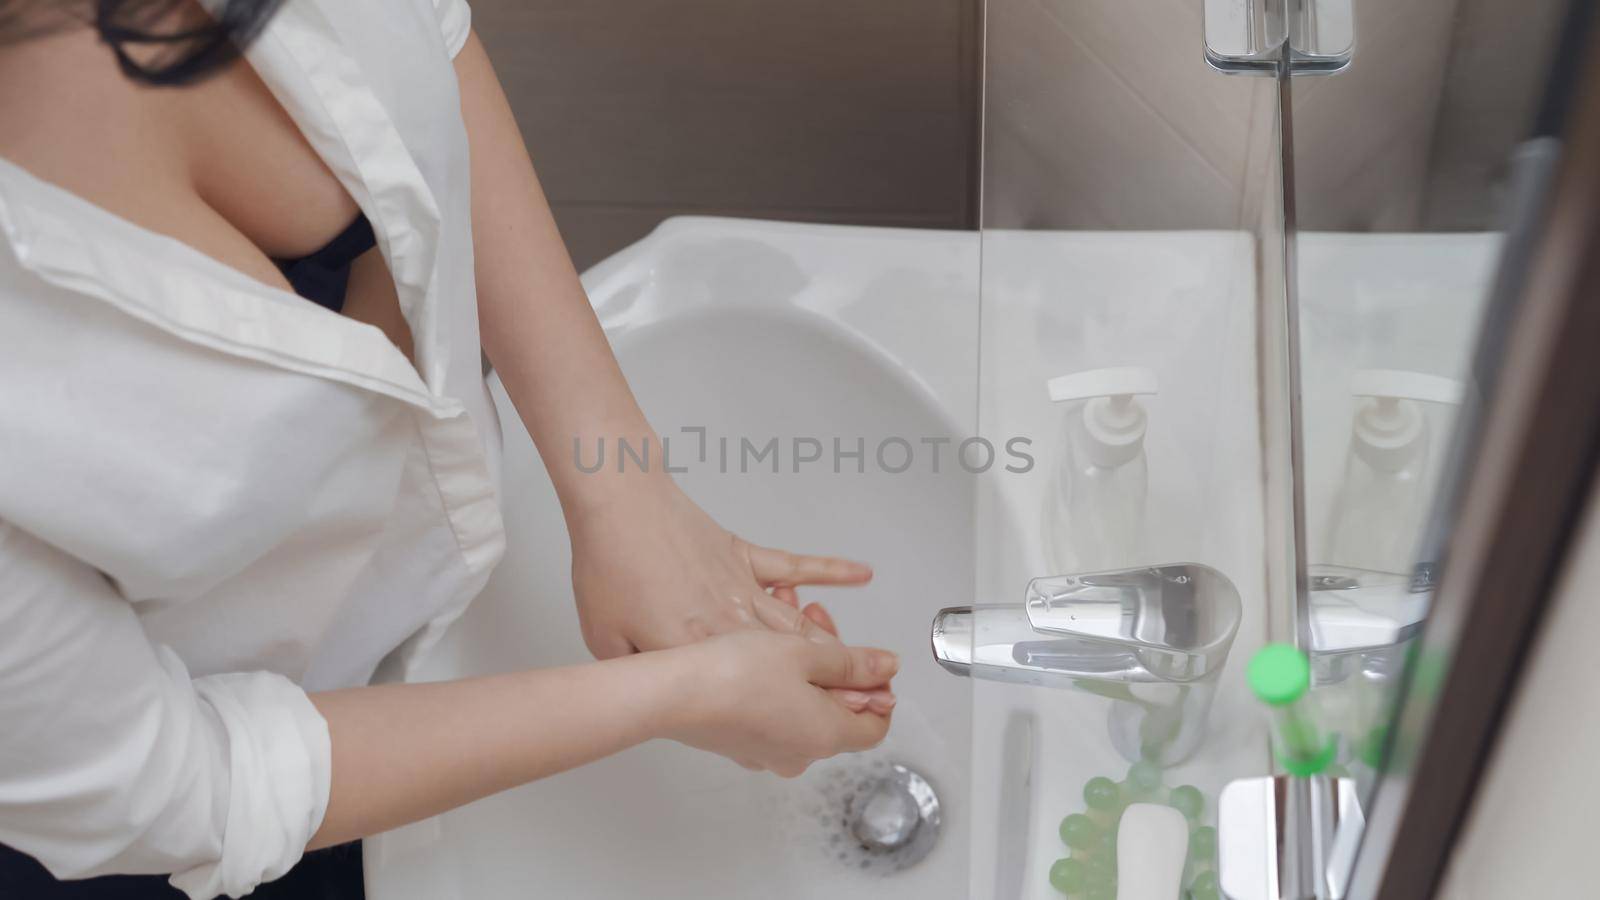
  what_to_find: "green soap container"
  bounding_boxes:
[1247,643,1336,777]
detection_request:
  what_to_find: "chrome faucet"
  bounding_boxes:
[933,564,1242,684]
[931,563,1243,763]
[1305,564,1429,686]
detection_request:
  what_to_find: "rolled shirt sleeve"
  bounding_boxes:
[433,0,473,58]
[0,522,332,899]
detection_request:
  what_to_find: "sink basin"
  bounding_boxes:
[364,218,1274,900]
[366,219,984,900]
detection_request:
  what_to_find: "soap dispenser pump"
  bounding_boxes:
[1325,369,1464,574]
[1041,367,1158,573]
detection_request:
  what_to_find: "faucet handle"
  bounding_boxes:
[1024,564,1243,682]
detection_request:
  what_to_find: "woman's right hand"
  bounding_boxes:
[663,631,898,777]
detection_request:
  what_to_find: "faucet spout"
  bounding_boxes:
[931,605,1166,687]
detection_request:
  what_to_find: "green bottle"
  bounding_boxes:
[1247,643,1336,776]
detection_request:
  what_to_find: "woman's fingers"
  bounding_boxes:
[767,585,839,636]
[752,591,837,644]
[862,688,895,715]
[580,621,637,660]
[801,602,837,636]
[828,687,895,714]
[831,689,872,711]
[802,639,898,690]
[835,706,893,751]
[747,543,873,587]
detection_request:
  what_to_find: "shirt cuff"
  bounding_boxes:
[168,668,333,900]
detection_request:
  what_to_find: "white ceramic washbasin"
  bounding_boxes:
[366,218,987,900]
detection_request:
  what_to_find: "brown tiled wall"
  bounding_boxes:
[473,0,1565,263]
[473,0,982,270]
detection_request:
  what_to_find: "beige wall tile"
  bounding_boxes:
[1288,0,1462,230]
[1029,0,1263,183]
[983,0,1270,230]
[981,0,1558,236]
[1420,0,1570,228]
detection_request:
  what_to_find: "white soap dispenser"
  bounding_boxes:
[1324,369,1465,574]
[1041,367,1158,574]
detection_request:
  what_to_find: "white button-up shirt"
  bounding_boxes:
[0,1,505,896]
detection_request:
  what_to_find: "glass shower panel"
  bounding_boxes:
[961,1,1289,897]
[959,0,1587,896]
[1287,0,1574,867]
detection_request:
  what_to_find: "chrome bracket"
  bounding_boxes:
[1204,0,1354,77]
[1217,774,1364,900]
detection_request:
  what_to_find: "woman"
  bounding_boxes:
[0,1,897,896]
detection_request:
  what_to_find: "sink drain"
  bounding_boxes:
[809,759,942,874]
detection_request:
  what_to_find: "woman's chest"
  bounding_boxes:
[0,0,467,308]
[0,0,497,611]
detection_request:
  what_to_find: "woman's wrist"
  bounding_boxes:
[556,460,683,536]
[628,641,721,742]
[489,347,676,529]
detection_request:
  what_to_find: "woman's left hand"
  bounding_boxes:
[568,479,873,659]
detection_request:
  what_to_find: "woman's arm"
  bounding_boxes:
[455,33,874,659]
[294,24,907,861]
[307,653,676,849]
[308,631,896,848]
[0,520,893,894]
[0,522,323,897]
[455,29,655,525]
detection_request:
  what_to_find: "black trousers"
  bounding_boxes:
[0,842,364,899]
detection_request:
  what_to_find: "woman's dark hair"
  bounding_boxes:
[1,0,283,85]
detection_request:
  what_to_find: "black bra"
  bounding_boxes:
[274,212,377,313]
